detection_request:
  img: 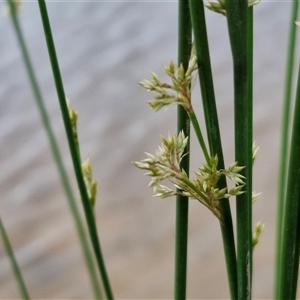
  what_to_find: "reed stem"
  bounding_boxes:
[174,1,191,298]
[37,1,113,298]
[226,2,252,299]
[278,58,300,300]
[275,2,299,298]
[0,217,30,300]
[6,1,103,298]
[188,110,210,164]
[188,1,237,299]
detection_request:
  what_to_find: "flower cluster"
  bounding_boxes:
[205,0,260,16]
[82,158,97,207]
[133,131,188,197]
[67,99,98,208]
[3,0,23,16]
[252,141,259,165]
[139,47,197,113]
[134,132,245,221]
[67,98,79,143]
[252,220,264,248]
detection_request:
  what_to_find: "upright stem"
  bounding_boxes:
[0,217,30,300]
[246,9,255,293]
[174,1,191,299]
[37,1,113,299]
[226,2,252,299]
[6,1,103,298]
[278,59,300,300]
[275,2,299,298]
[189,1,237,299]
[188,110,210,164]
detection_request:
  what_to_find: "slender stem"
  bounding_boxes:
[0,217,30,300]
[275,2,299,298]
[247,4,254,286]
[291,215,300,300]
[6,1,103,298]
[188,1,237,299]
[226,2,252,299]
[188,110,210,164]
[180,177,210,205]
[278,59,300,300]
[174,1,191,299]
[36,1,113,299]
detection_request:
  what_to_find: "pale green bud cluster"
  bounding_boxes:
[252,141,259,165]
[81,158,97,207]
[3,0,23,16]
[252,191,261,203]
[66,98,79,143]
[67,99,98,208]
[134,131,188,191]
[134,132,245,221]
[205,0,260,16]
[139,50,197,113]
[252,220,264,248]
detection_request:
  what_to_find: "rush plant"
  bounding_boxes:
[2,0,300,299]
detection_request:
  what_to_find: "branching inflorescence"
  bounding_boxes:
[134,46,246,222]
[134,132,245,221]
[139,46,197,113]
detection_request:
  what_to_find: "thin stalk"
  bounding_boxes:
[290,214,300,300]
[246,6,253,297]
[174,0,191,298]
[247,5,254,279]
[188,1,237,299]
[0,217,30,300]
[188,110,210,164]
[36,1,113,299]
[278,59,300,300]
[275,2,299,298]
[6,1,103,298]
[226,2,252,299]
[180,177,210,205]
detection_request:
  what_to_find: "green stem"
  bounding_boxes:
[180,177,210,206]
[226,2,252,300]
[6,1,103,298]
[278,59,300,300]
[188,110,210,164]
[0,217,30,300]
[36,1,113,299]
[291,215,300,300]
[174,1,191,299]
[247,4,254,285]
[275,2,299,298]
[188,1,237,299]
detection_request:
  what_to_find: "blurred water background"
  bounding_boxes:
[0,1,298,299]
